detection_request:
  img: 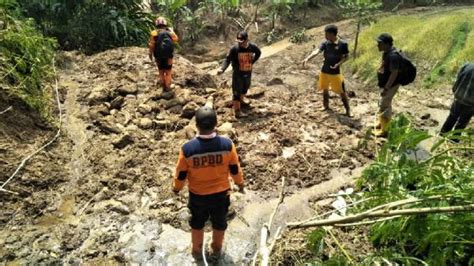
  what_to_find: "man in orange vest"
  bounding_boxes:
[173,106,244,260]
[148,17,179,92]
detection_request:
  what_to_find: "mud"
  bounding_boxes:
[0,14,461,264]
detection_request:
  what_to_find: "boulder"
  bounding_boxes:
[181,102,200,119]
[138,118,153,130]
[112,134,135,149]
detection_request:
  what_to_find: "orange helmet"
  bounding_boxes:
[155,17,167,27]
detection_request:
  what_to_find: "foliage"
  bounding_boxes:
[0,1,57,117]
[358,115,473,264]
[350,9,474,87]
[305,114,473,264]
[17,0,153,54]
[338,0,381,58]
[289,27,309,43]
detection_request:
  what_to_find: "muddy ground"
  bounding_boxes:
[0,12,459,264]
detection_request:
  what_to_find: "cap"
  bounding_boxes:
[195,106,217,131]
[236,31,248,43]
[376,33,393,45]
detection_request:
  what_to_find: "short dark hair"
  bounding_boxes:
[324,25,338,35]
[376,33,394,46]
[237,31,249,41]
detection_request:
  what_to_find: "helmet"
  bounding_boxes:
[195,107,217,131]
[155,17,167,27]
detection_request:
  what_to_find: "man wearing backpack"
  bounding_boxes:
[440,62,474,141]
[302,24,351,117]
[148,17,178,92]
[217,31,261,118]
[375,33,407,137]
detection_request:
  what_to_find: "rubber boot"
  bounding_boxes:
[191,229,204,260]
[233,100,242,118]
[322,90,330,111]
[341,93,351,117]
[210,230,225,257]
[374,115,390,137]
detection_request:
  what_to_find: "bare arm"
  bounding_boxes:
[303,49,322,65]
[384,70,399,92]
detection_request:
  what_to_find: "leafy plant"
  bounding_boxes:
[289,27,309,43]
[17,0,153,54]
[0,0,57,117]
[338,0,382,58]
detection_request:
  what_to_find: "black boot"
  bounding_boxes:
[322,91,330,111]
[341,94,351,117]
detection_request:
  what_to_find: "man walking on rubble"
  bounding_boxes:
[148,17,179,92]
[440,62,474,141]
[302,24,351,117]
[218,31,261,118]
[173,106,245,260]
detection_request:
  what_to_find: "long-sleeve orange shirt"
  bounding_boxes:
[148,29,179,58]
[173,135,244,195]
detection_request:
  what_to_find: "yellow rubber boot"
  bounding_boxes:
[374,115,390,137]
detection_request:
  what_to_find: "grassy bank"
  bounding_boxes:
[350,8,474,88]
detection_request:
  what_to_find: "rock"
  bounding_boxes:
[124,72,138,82]
[138,104,152,115]
[110,96,125,110]
[148,102,161,113]
[266,78,284,86]
[155,120,172,130]
[161,91,175,100]
[164,99,182,109]
[117,85,137,96]
[88,105,110,120]
[181,102,200,119]
[108,202,130,215]
[95,120,122,134]
[112,134,134,149]
[87,86,110,105]
[138,118,153,129]
[421,113,431,120]
[205,88,217,94]
[110,109,118,115]
[217,122,236,139]
[247,87,265,99]
[168,105,183,114]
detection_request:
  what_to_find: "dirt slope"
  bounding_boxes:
[0,18,457,264]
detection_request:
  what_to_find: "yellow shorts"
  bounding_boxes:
[318,72,344,94]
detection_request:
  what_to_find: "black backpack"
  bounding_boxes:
[154,32,174,59]
[395,50,417,86]
[377,50,417,88]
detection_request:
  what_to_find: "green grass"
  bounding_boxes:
[350,9,474,88]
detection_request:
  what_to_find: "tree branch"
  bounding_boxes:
[288,204,474,229]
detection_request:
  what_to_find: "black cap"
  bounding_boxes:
[236,31,248,43]
[376,33,393,45]
[195,106,217,131]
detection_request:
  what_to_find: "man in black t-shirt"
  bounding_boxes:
[375,33,401,137]
[218,31,262,118]
[302,25,351,116]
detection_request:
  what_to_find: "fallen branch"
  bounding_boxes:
[0,57,62,194]
[288,204,474,229]
[334,215,401,227]
[0,106,12,115]
[252,176,286,266]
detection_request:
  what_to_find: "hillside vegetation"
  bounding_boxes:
[351,8,474,88]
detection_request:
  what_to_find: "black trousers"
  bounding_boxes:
[440,99,473,135]
[188,191,230,230]
[232,72,251,101]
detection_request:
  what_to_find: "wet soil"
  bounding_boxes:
[0,12,462,265]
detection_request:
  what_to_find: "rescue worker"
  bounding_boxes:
[173,106,245,260]
[148,17,179,92]
[302,24,351,117]
[218,31,261,118]
[440,62,474,141]
[375,33,401,137]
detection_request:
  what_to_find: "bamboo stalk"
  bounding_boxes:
[289,204,474,229]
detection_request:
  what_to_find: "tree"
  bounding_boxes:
[338,0,381,59]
